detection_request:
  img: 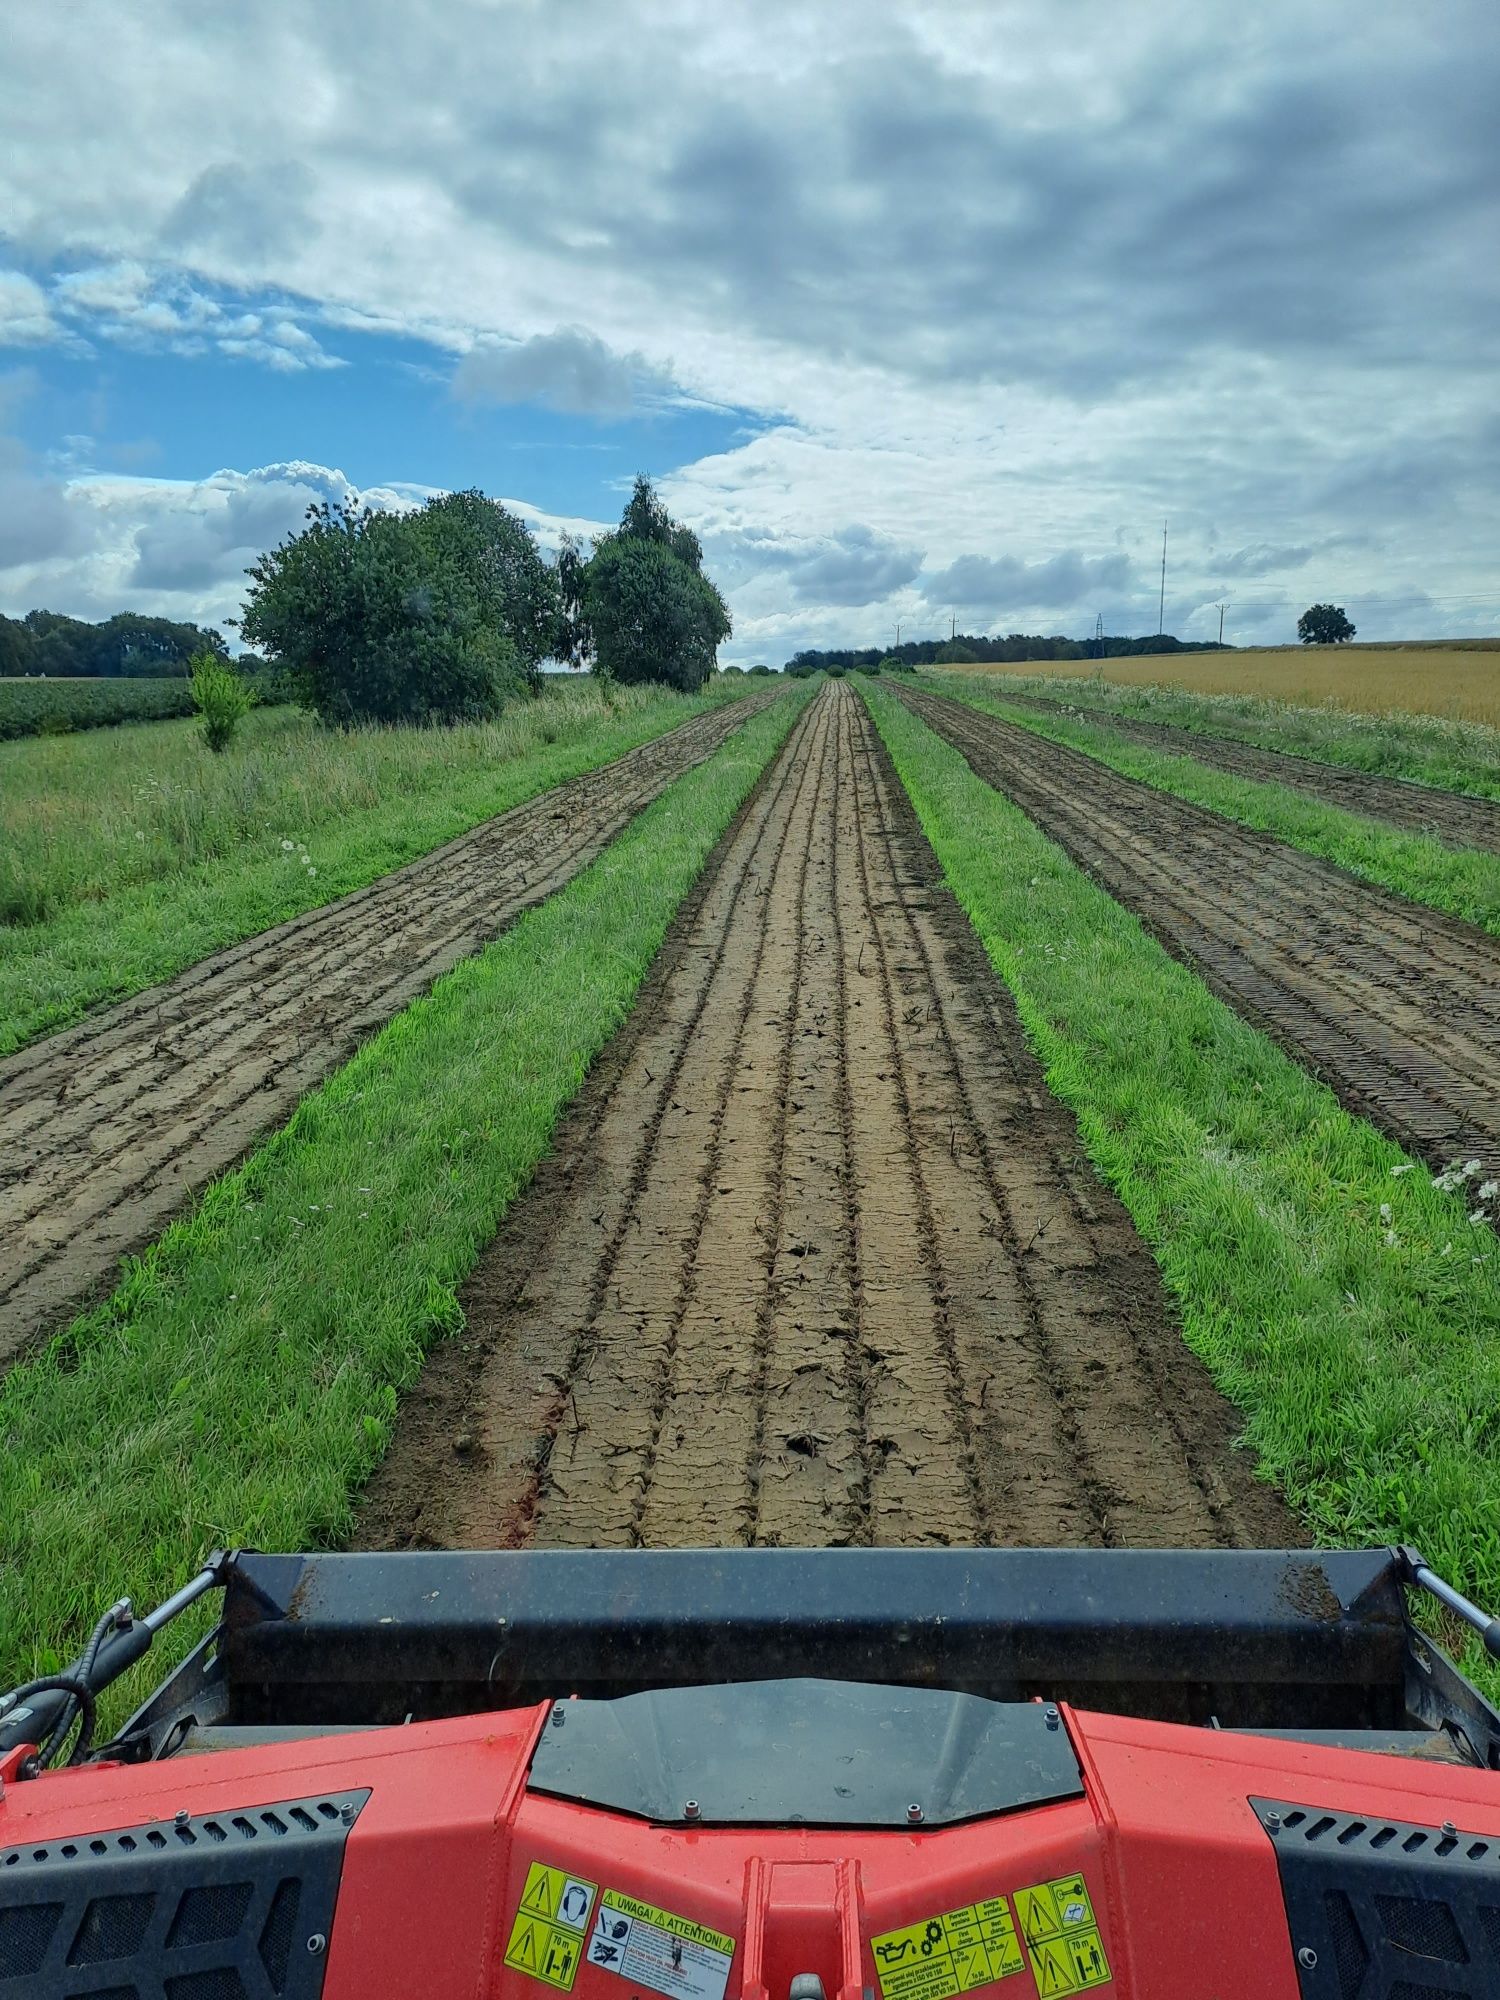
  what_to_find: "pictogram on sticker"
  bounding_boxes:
[871,1897,1025,2000]
[506,1862,599,1990]
[1014,1875,1110,1996]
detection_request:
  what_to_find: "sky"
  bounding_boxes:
[2,0,1497,665]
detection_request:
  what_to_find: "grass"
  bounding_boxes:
[0,676,755,1055]
[927,667,1500,799]
[937,645,1500,726]
[0,684,812,1689]
[0,676,202,740]
[924,677,1500,936]
[862,679,1500,1654]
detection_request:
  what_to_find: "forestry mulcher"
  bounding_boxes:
[3,1546,1499,1999]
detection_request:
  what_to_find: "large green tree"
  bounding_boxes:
[562,477,730,691]
[1298,603,1356,645]
[241,490,553,724]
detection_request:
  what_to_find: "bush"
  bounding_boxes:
[190,652,257,753]
[826,664,847,679]
[241,492,547,726]
[747,663,773,677]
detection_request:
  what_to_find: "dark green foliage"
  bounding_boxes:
[0,678,200,741]
[241,491,543,725]
[562,477,731,692]
[747,663,773,676]
[0,610,228,678]
[1298,604,1356,645]
[784,630,1231,673]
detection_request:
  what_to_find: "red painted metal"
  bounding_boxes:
[4,1703,1497,1999]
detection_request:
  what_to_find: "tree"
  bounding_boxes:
[418,490,561,690]
[1298,604,1356,645]
[241,494,535,725]
[564,477,731,691]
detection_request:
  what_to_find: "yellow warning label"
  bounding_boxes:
[872,1897,1025,2000]
[505,1862,599,1990]
[1014,1876,1109,1996]
[596,1889,736,1960]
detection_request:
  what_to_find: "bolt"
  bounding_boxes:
[307,1934,327,1956]
[1263,1812,1282,1832]
[1442,1820,1456,1836]
[906,1804,924,1826]
[1043,1705,1060,1731]
[174,1810,189,1828]
[551,1707,566,1727]
[340,1803,357,1826]
[1297,1947,1317,1970]
[683,1800,701,1822]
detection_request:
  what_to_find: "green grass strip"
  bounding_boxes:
[0,681,751,1056]
[925,666,1500,798]
[0,686,811,1685]
[864,681,1500,1634]
[924,677,1500,937]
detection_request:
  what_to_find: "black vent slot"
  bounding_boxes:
[0,1788,365,1999]
[1255,1797,1500,1999]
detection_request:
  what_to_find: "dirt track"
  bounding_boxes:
[994,689,1500,852]
[0,697,774,1364]
[903,686,1500,1175]
[361,681,1296,1552]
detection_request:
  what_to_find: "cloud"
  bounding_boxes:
[453,327,677,417]
[924,551,1135,617]
[0,436,88,568]
[162,161,322,265]
[0,2,1497,649]
[0,270,59,347]
[48,262,343,372]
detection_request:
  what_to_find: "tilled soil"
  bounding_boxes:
[0,697,774,1364]
[360,682,1297,1552]
[995,689,1500,852]
[902,686,1500,1176]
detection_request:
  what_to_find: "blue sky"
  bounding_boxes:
[2,1,1497,663]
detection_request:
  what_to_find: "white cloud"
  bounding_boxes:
[0,271,59,347]
[0,2,1496,649]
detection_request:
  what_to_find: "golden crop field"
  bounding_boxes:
[942,642,1500,724]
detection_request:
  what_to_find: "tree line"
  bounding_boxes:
[0,609,237,680]
[784,631,1233,674]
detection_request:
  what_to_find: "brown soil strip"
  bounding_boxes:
[995,689,1500,852]
[359,681,1296,1553]
[0,696,776,1363]
[901,685,1500,1176]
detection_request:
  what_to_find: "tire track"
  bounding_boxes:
[993,688,1500,853]
[901,685,1500,1177]
[0,695,776,1362]
[359,682,1296,1553]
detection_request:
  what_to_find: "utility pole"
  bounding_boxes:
[1217,600,1229,645]
[1158,522,1168,638]
[894,622,901,650]
[950,610,955,641]
[1093,612,1104,659]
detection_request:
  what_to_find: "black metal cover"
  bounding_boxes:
[1254,1796,1500,1999]
[528,1677,1084,1827]
[0,1787,366,1999]
[218,1547,1408,1731]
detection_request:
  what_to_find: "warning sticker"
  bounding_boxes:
[586,1888,736,2000]
[871,1897,1026,2000]
[505,1862,599,1990]
[1013,1876,1110,1996]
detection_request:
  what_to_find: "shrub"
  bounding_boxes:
[190,652,257,753]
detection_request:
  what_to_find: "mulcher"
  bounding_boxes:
[3,1546,1499,1999]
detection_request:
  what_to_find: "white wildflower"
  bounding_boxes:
[1390,1163,1415,1176]
[1470,1210,1487,1226]
[280,839,294,851]
[1384,1228,1399,1247]
[1379,1202,1392,1223]
[1464,1159,1483,1178]
[1440,1243,1453,1257]
[1480,1181,1499,1202]
[306,866,317,878]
